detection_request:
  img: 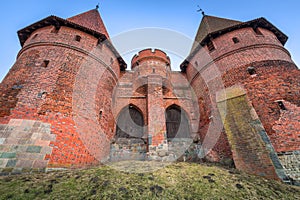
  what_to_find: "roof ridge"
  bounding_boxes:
[192,15,242,50]
[67,8,110,39]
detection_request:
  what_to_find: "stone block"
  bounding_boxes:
[0,125,6,131]
[9,119,23,126]
[0,138,5,144]
[31,132,42,140]
[1,152,16,158]
[16,131,33,139]
[33,160,48,168]
[0,145,10,152]
[18,152,44,160]
[6,159,17,167]
[41,133,56,141]
[0,159,8,168]
[34,139,50,146]
[26,146,42,153]
[0,131,10,138]
[4,137,19,145]
[16,160,33,168]
[10,145,27,152]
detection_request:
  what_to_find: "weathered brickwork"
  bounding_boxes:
[272,100,300,152]
[278,151,300,183]
[0,9,299,183]
[181,16,299,181]
[0,9,122,168]
[217,86,287,180]
[0,119,54,174]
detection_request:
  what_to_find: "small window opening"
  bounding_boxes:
[232,37,240,44]
[99,110,103,119]
[97,38,103,48]
[12,85,23,90]
[253,27,263,36]
[38,91,47,99]
[51,26,60,33]
[75,35,81,42]
[110,57,114,65]
[194,61,198,67]
[276,101,287,110]
[166,63,170,69]
[207,40,215,52]
[32,34,38,39]
[42,60,50,68]
[152,68,156,73]
[247,66,256,75]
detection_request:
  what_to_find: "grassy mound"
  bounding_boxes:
[0,161,299,199]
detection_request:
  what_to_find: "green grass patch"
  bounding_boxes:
[0,161,299,199]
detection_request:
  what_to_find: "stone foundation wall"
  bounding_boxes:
[0,119,55,175]
[110,138,147,162]
[278,151,300,184]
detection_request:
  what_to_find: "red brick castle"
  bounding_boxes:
[0,8,299,183]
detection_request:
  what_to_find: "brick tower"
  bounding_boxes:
[112,49,198,161]
[0,8,126,170]
[181,15,300,181]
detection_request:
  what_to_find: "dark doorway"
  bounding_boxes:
[116,105,144,139]
[165,105,191,139]
[111,105,146,161]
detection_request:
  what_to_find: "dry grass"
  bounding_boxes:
[0,161,299,199]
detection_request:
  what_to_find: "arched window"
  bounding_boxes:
[116,105,144,139]
[165,105,191,139]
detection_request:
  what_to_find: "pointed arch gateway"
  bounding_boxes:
[115,105,145,139]
[110,104,147,161]
[165,105,191,140]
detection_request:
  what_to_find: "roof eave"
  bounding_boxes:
[17,15,127,70]
[180,18,288,72]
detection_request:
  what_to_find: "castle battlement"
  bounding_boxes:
[131,49,171,68]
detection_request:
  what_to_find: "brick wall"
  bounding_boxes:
[184,25,299,162]
[0,24,122,168]
[217,86,285,180]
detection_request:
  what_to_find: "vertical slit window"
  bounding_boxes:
[254,27,263,36]
[207,40,215,52]
[51,26,60,33]
[32,34,38,40]
[99,110,103,120]
[276,101,287,110]
[194,61,198,68]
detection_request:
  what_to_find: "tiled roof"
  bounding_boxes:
[182,16,288,71]
[67,9,110,39]
[193,15,242,49]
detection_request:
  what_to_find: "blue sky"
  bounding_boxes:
[0,0,299,81]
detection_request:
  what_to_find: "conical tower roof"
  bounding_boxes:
[67,8,110,38]
[182,15,288,71]
[194,15,242,46]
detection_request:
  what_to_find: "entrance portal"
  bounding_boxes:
[165,105,191,139]
[110,105,147,161]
